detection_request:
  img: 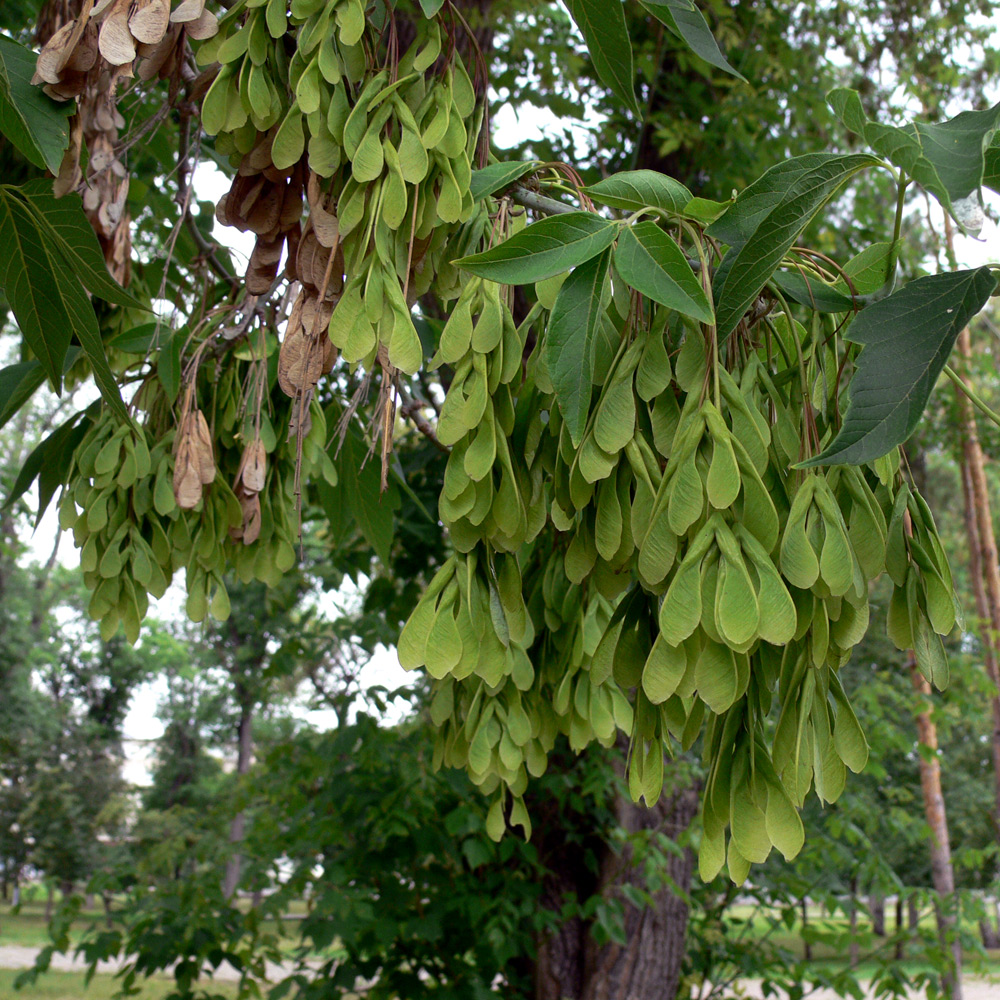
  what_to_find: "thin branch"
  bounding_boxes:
[397,383,448,453]
[509,185,576,215]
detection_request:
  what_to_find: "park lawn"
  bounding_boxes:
[0,969,241,1000]
[1,901,306,953]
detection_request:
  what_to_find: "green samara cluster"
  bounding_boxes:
[398,208,960,878]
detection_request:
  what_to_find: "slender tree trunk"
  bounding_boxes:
[222,700,254,900]
[895,895,905,960]
[910,660,963,1000]
[45,883,54,921]
[848,875,860,968]
[531,749,699,1000]
[802,897,812,962]
[870,890,886,936]
[908,892,920,932]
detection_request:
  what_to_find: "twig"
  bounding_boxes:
[509,185,576,215]
[397,383,448,453]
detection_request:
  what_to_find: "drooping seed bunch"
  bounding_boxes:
[199,0,485,396]
[400,254,958,878]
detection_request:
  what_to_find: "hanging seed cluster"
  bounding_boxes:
[400,251,958,877]
[199,0,484,393]
[35,0,218,283]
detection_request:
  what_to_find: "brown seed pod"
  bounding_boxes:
[170,0,208,23]
[192,410,216,485]
[246,235,284,295]
[241,438,267,494]
[129,0,171,46]
[98,0,137,66]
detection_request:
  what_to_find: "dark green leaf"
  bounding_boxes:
[21,180,140,308]
[639,0,746,82]
[0,189,74,388]
[546,248,611,447]
[834,242,898,297]
[109,323,160,354]
[709,154,879,340]
[584,170,692,214]
[469,162,541,201]
[614,221,712,323]
[564,0,640,117]
[828,89,1000,227]
[0,35,74,173]
[0,347,80,431]
[770,271,853,313]
[804,268,997,467]
[158,329,182,403]
[455,212,619,284]
[340,428,399,563]
[37,412,92,525]
[3,409,86,512]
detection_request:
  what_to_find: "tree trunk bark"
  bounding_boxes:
[895,895,904,960]
[954,327,1000,842]
[910,659,963,1000]
[908,892,920,932]
[870,891,886,937]
[222,699,254,900]
[848,875,860,968]
[531,751,699,1000]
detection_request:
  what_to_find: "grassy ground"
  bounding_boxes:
[0,969,240,999]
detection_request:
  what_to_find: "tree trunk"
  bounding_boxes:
[910,660,963,1000]
[802,897,812,962]
[222,699,254,900]
[895,895,904,960]
[45,883,54,921]
[531,751,699,1000]
[848,875,860,968]
[870,891,886,937]
[908,892,920,932]
[953,327,1000,842]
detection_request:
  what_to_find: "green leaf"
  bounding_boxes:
[828,89,1000,229]
[770,271,853,313]
[157,329,183,404]
[469,161,541,201]
[834,242,899,297]
[0,35,74,173]
[3,409,88,512]
[20,181,140,308]
[339,427,400,563]
[614,221,713,323]
[708,153,879,340]
[0,347,80,431]
[564,0,640,117]
[0,190,74,388]
[455,212,619,284]
[546,248,610,447]
[584,170,692,214]
[419,0,445,15]
[639,0,746,82]
[804,268,997,467]
[0,190,128,420]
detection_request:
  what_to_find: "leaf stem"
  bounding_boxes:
[893,172,908,245]
[943,364,1000,430]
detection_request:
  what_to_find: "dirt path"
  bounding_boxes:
[1,944,998,998]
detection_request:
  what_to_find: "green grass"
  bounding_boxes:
[0,969,240,1000]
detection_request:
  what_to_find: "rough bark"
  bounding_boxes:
[869,891,886,937]
[532,751,699,1000]
[222,696,253,900]
[910,660,963,1000]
